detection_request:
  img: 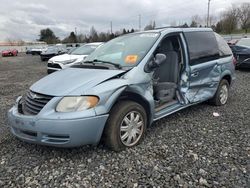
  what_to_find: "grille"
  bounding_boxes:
[22,90,53,115]
[48,63,61,69]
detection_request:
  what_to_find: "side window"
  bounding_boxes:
[184,31,219,65]
[214,33,232,56]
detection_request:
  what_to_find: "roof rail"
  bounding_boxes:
[154,26,174,30]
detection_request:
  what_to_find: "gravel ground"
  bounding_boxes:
[0,53,249,187]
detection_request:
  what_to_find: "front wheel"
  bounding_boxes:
[209,79,229,106]
[104,101,147,151]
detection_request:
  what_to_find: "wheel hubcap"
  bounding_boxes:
[120,111,144,147]
[219,84,228,104]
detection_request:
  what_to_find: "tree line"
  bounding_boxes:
[38,2,249,44]
[190,2,250,34]
[38,27,136,44]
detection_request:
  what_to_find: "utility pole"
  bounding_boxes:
[207,0,211,27]
[75,27,77,43]
[75,27,77,36]
[110,21,113,34]
[139,14,141,31]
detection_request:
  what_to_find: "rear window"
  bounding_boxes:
[214,33,232,56]
[184,31,219,65]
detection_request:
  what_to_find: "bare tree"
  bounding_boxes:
[209,15,217,27]
[221,7,238,34]
[6,38,15,46]
[144,21,156,30]
[191,15,202,27]
[237,3,250,33]
[16,39,25,46]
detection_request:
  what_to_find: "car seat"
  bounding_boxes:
[153,40,179,103]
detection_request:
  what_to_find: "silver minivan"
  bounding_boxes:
[8,28,235,151]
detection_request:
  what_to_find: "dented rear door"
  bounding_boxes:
[183,31,221,103]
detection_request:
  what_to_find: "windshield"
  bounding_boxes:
[46,46,57,53]
[84,32,160,67]
[70,45,99,55]
[237,38,250,48]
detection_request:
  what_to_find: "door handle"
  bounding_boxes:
[191,72,199,77]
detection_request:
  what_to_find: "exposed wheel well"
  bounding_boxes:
[222,75,232,85]
[113,91,151,126]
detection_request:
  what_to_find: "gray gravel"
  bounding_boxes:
[0,53,249,187]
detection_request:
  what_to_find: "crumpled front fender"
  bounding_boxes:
[85,79,129,115]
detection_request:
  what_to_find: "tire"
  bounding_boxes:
[104,101,147,151]
[209,79,230,106]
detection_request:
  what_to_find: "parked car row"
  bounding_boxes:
[47,42,102,73]
[40,46,68,61]
[8,28,236,151]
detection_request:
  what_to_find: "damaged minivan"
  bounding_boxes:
[8,28,235,151]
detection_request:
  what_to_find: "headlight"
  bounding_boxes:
[48,59,53,64]
[56,96,99,112]
[60,59,77,65]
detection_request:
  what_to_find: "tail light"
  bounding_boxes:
[232,57,237,66]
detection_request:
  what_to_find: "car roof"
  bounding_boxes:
[134,27,213,35]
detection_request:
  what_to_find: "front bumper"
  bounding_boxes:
[8,106,109,147]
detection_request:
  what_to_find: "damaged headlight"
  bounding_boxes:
[56,96,99,112]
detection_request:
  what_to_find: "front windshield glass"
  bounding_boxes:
[237,38,250,48]
[84,32,160,67]
[71,45,99,55]
[46,46,57,53]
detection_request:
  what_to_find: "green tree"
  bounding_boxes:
[190,20,198,27]
[215,21,223,33]
[122,28,127,35]
[38,28,59,44]
[68,32,77,43]
[62,32,77,43]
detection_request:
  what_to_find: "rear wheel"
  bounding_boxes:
[104,101,147,151]
[209,79,229,106]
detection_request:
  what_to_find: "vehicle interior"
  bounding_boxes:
[152,35,184,111]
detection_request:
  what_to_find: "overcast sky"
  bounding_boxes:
[0,0,247,41]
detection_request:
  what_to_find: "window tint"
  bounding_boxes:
[184,31,219,65]
[214,33,232,56]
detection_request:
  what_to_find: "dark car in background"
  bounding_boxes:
[230,38,250,69]
[40,45,67,61]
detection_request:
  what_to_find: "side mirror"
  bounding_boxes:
[145,53,166,72]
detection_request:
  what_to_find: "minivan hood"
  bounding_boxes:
[30,68,125,96]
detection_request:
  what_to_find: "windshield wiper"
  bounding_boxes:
[93,59,121,69]
[83,60,96,65]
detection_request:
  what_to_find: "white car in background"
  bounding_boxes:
[47,42,103,74]
[30,46,47,55]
